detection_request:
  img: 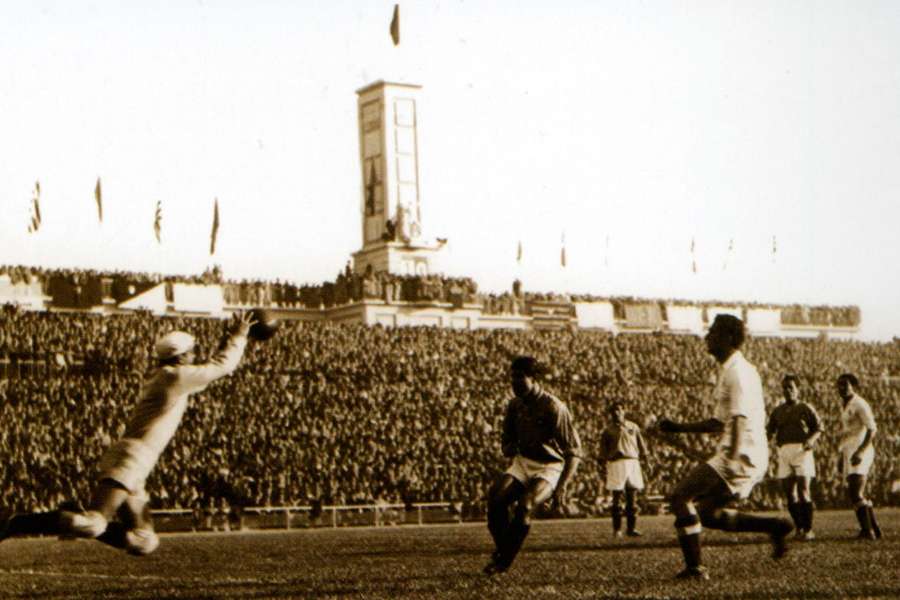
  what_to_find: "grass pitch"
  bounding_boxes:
[0,510,898,599]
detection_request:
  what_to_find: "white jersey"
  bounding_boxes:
[122,332,247,461]
[839,394,877,453]
[712,350,768,472]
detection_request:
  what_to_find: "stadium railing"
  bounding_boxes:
[151,502,464,533]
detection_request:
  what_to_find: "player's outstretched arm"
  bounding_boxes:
[181,311,254,388]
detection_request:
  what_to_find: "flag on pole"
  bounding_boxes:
[516,240,522,264]
[690,236,697,273]
[27,181,41,233]
[209,198,220,255]
[94,177,103,223]
[153,201,162,243]
[389,4,400,46]
[560,232,567,268]
[604,235,609,267]
[771,235,777,263]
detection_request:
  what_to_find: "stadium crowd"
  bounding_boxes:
[2,263,861,328]
[1,309,899,519]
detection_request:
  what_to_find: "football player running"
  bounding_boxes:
[657,314,793,580]
[483,356,582,575]
[0,311,254,555]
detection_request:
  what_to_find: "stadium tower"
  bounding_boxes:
[351,81,445,277]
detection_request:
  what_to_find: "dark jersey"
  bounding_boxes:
[502,385,582,464]
[767,401,821,446]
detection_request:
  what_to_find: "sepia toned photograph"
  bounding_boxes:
[1,2,899,598]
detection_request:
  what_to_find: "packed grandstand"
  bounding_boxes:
[1,265,898,522]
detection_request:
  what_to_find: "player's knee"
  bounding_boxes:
[62,510,108,539]
[125,527,159,556]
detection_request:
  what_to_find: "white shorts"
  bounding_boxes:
[707,453,766,500]
[776,444,816,479]
[842,445,875,477]
[505,455,563,489]
[97,439,158,494]
[605,458,644,491]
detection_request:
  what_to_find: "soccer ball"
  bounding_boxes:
[248,308,280,341]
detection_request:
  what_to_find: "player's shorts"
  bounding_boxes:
[707,453,767,500]
[841,444,875,477]
[506,455,563,489]
[776,443,816,479]
[605,458,644,491]
[97,438,159,494]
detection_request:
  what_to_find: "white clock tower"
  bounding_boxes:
[351,80,444,276]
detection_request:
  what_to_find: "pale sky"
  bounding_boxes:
[2,1,899,340]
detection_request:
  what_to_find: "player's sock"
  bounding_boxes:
[802,502,814,532]
[855,502,872,535]
[500,519,530,568]
[2,511,62,538]
[611,504,622,533]
[715,509,788,534]
[787,502,802,530]
[675,515,702,569]
[867,505,881,539]
[486,503,509,552]
[626,510,637,534]
[96,521,129,550]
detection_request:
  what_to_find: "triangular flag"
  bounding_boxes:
[389,4,400,46]
[153,200,162,243]
[94,177,103,223]
[209,198,220,255]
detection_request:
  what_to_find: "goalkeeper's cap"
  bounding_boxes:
[155,331,196,360]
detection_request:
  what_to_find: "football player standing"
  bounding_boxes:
[599,401,649,538]
[836,373,881,540]
[767,374,822,540]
